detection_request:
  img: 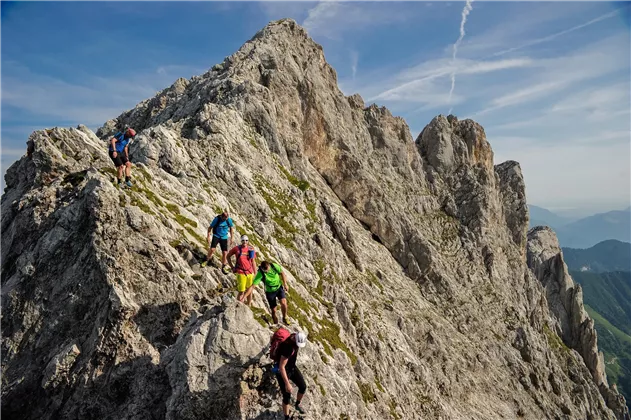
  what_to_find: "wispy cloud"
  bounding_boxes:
[0,146,26,192]
[302,1,341,39]
[473,81,564,116]
[1,148,26,159]
[489,82,630,133]
[469,33,629,117]
[550,82,630,114]
[301,1,415,40]
[447,0,473,113]
[350,50,359,79]
[2,62,200,126]
[368,57,531,102]
[258,1,313,21]
[491,8,623,58]
[455,2,612,58]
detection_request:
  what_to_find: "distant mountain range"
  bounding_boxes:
[529,205,631,249]
[563,240,631,272]
[528,205,575,229]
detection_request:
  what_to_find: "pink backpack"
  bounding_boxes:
[270,328,292,362]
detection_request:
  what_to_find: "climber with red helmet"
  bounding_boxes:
[108,128,136,187]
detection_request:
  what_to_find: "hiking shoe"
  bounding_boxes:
[200,260,208,268]
[294,403,306,415]
[125,180,133,187]
[283,317,291,326]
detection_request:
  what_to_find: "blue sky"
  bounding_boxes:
[2,1,630,216]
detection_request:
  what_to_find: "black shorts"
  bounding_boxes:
[265,287,286,309]
[276,367,307,404]
[210,236,228,252]
[109,151,129,167]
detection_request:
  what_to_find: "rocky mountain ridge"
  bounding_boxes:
[2,19,628,419]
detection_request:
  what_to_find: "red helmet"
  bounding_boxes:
[125,128,136,138]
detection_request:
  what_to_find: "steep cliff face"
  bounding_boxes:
[2,18,627,420]
[527,227,630,418]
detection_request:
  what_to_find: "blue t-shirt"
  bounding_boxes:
[210,216,234,239]
[109,132,131,153]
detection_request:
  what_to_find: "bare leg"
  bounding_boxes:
[297,392,304,404]
[283,403,290,416]
[207,247,216,262]
[117,165,124,181]
[246,292,253,306]
[221,251,228,265]
[125,161,131,177]
[271,307,279,324]
[280,298,288,322]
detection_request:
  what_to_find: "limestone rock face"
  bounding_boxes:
[527,227,630,419]
[2,18,627,420]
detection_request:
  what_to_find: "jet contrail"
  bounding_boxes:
[447,0,473,114]
[492,9,620,57]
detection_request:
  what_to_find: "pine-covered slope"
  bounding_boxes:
[2,19,628,420]
[562,240,631,273]
[571,270,631,406]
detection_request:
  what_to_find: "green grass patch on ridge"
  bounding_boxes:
[166,203,180,215]
[185,226,207,248]
[358,381,377,404]
[130,195,155,215]
[278,164,310,192]
[255,174,299,250]
[175,214,198,228]
[286,283,356,365]
[543,323,570,356]
[250,306,271,328]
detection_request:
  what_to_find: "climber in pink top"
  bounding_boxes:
[227,235,257,304]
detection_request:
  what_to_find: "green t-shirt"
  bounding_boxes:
[252,263,283,292]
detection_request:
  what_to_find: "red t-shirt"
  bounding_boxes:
[228,245,256,274]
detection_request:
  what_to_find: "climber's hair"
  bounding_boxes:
[260,261,271,270]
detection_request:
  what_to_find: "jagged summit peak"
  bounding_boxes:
[97,18,333,138]
[250,18,309,41]
[417,113,494,176]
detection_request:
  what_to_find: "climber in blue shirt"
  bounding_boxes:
[202,209,235,272]
[108,128,136,187]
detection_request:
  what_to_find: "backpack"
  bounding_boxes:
[210,214,230,234]
[270,327,292,363]
[234,244,254,272]
[108,131,125,151]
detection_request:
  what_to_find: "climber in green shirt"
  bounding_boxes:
[241,261,289,325]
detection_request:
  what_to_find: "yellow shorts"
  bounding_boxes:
[235,273,254,292]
